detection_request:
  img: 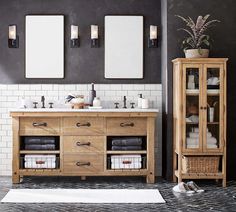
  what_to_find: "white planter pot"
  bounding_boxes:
[185,49,209,58]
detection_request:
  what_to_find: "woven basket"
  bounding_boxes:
[182,156,220,173]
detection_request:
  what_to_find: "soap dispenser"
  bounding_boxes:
[88,83,96,106]
[138,94,143,108]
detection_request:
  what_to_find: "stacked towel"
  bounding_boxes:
[111,155,142,169]
[186,128,218,148]
[111,137,143,151]
[24,137,56,150]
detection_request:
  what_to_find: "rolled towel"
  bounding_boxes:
[111,146,142,150]
[207,132,212,138]
[111,137,142,146]
[207,137,217,144]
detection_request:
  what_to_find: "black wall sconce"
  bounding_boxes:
[91,25,99,48]
[8,25,19,48]
[148,25,158,48]
[70,25,79,48]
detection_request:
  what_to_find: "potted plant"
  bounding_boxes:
[176,14,220,58]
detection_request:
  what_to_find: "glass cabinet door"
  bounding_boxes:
[183,64,203,152]
[203,64,224,152]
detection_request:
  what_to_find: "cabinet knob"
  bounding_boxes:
[32,122,47,127]
[120,122,134,127]
[76,142,91,146]
[200,106,204,110]
[76,122,91,127]
[76,162,91,166]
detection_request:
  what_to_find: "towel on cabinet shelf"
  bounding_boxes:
[111,146,142,150]
[111,138,142,146]
[25,144,55,150]
[24,137,56,145]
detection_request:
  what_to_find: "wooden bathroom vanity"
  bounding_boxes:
[10,109,158,184]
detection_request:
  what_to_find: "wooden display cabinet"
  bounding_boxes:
[172,58,227,187]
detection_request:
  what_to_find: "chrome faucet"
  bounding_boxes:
[123,96,127,109]
[41,96,45,108]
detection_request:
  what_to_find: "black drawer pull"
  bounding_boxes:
[120,122,134,127]
[32,122,47,127]
[76,122,91,127]
[76,162,91,166]
[76,142,91,146]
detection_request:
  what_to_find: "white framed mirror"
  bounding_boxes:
[25,15,64,78]
[105,16,143,79]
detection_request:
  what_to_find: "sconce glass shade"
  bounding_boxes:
[91,25,99,48]
[70,25,79,48]
[8,25,19,48]
[91,25,98,39]
[71,25,78,39]
[150,25,157,39]
[148,25,158,48]
[9,25,16,40]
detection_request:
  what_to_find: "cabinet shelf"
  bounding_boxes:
[175,170,223,179]
[175,150,223,155]
[186,89,220,96]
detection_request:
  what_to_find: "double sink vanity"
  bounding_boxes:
[10,108,158,184]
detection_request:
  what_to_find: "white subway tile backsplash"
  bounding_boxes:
[0,83,162,176]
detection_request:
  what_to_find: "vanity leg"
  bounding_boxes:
[146,173,155,183]
[81,176,86,181]
[12,174,20,184]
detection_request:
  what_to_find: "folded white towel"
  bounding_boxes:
[207,137,217,144]
[186,138,199,145]
[189,132,199,138]
[207,144,218,148]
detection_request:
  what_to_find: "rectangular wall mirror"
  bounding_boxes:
[105,16,143,79]
[25,15,64,78]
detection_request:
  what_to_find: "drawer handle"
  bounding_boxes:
[76,142,91,146]
[32,122,47,127]
[76,122,91,127]
[120,122,134,127]
[76,162,91,166]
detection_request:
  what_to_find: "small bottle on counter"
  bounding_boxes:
[138,94,143,108]
[93,97,101,107]
[141,98,149,109]
[88,83,96,106]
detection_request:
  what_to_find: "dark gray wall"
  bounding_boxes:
[162,0,236,179]
[0,0,161,84]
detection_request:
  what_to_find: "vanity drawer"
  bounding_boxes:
[63,136,105,153]
[20,117,60,135]
[106,117,147,135]
[62,117,105,135]
[63,154,104,174]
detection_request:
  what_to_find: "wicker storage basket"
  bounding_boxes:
[182,156,220,173]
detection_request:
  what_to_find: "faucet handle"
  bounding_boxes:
[130,102,135,109]
[49,102,54,109]
[114,102,119,109]
[33,102,38,109]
